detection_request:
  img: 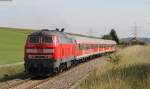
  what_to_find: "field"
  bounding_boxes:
[0,27,33,65]
[77,45,150,89]
[1,27,150,88]
[0,64,25,82]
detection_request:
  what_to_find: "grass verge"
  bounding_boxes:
[76,45,150,89]
[0,64,25,82]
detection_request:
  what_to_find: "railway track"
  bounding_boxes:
[1,69,70,89]
[0,57,106,89]
[0,75,31,89]
[2,66,76,89]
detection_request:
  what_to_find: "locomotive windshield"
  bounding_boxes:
[28,36,40,44]
[28,35,53,44]
[42,36,53,43]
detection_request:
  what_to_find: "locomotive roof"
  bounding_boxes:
[29,29,76,44]
[29,29,67,37]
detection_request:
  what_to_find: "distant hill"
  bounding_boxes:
[121,37,150,44]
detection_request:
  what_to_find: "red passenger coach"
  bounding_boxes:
[24,29,116,76]
[67,35,116,60]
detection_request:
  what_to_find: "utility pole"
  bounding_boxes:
[87,29,93,37]
[129,23,139,45]
[134,23,138,39]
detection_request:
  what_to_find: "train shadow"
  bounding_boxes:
[30,76,49,80]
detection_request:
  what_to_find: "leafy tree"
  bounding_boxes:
[110,29,119,44]
[101,29,120,44]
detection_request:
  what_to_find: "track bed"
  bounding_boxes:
[0,57,106,89]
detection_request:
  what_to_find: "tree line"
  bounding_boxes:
[101,29,119,44]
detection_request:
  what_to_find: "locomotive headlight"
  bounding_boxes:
[26,49,37,53]
[43,49,54,53]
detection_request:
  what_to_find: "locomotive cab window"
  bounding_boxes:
[43,36,53,43]
[28,36,40,44]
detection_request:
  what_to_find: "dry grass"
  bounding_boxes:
[77,45,150,89]
[0,64,25,82]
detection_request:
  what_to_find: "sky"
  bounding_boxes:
[0,0,150,38]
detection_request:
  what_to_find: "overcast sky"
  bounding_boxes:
[0,0,150,38]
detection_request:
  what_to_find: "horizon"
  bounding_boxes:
[1,26,150,39]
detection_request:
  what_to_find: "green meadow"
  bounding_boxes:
[0,27,33,65]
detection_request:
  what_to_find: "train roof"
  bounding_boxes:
[29,29,116,45]
[67,34,116,45]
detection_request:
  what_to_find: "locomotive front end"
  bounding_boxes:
[24,30,58,76]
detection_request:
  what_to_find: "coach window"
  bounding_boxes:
[86,44,88,49]
[85,44,88,49]
[101,44,103,48]
[84,44,86,50]
[84,44,86,49]
[96,44,97,48]
[84,44,87,50]
[91,44,94,49]
[94,44,95,49]
[89,44,91,49]
[82,44,84,50]
[93,44,95,49]
[103,44,105,48]
[88,44,90,49]
[81,44,83,50]
[83,44,86,50]
[85,44,87,49]
[97,44,98,49]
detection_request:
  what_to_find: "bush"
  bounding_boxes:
[105,54,121,65]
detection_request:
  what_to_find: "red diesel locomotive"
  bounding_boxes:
[24,29,116,76]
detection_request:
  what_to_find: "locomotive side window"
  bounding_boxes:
[43,36,52,43]
[29,36,39,43]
